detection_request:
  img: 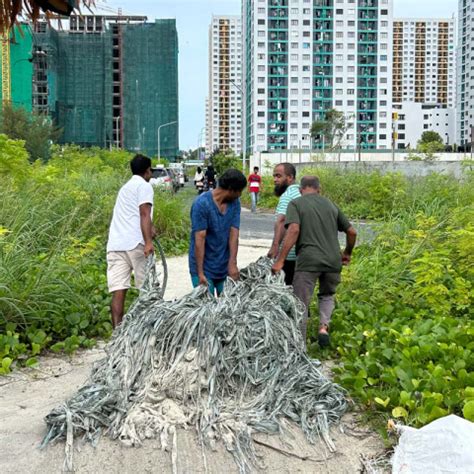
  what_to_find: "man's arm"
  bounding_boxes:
[271,223,300,273]
[228,227,240,280]
[139,203,154,257]
[194,230,208,286]
[268,214,286,258]
[342,226,357,265]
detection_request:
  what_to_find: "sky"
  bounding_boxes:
[101,0,458,150]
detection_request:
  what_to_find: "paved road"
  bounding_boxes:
[241,207,375,244]
[181,185,374,244]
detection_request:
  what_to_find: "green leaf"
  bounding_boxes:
[66,313,81,326]
[463,400,474,422]
[465,387,474,398]
[31,342,41,356]
[1,357,12,373]
[50,342,65,353]
[26,357,38,367]
[374,397,390,408]
[392,406,408,418]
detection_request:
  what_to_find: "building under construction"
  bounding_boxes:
[0,15,179,160]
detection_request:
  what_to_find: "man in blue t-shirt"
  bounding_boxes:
[189,168,247,296]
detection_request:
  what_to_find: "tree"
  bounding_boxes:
[419,131,444,146]
[0,104,61,162]
[310,109,349,151]
[417,131,445,155]
[209,149,242,175]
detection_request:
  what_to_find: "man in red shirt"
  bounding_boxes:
[248,166,262,213]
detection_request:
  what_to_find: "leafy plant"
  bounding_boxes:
[308,206,474,426]
[0,139,190,372]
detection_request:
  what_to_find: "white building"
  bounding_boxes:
[457,0,474,148]
[242,0,394,153]
[393,18,456,108]
[206,15,243,155]
[392,18,457,149]
[393,102,455,149]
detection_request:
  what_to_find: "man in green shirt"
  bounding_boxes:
[268,163,301,285]
[271,176,357,349]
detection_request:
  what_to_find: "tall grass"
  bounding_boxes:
[242,166,474,219]
[0,139,190,369]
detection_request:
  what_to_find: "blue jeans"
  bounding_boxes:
[191,275,225,296]
[250,192,259,212]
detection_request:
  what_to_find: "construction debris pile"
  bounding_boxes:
[42,258,347,472]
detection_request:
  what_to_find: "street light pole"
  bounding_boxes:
[157,121,177,162]
[229,78,246,171]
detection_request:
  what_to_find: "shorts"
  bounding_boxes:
[106,244,146,293]
[191,275,226,296]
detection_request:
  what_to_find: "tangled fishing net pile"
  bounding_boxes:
[42,258,347,472]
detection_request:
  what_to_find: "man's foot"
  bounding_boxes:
[318,325,330,347]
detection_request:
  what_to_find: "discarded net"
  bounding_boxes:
[41,257,347,472]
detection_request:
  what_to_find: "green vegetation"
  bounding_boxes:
[0,103,61,162]
[243,166,471,219]
[305,169,474,426]
[209,148,243,175]
[0,136,189,373]
[310,108,350,151]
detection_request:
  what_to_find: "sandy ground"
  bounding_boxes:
[0,239,386,473]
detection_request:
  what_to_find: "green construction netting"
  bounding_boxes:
[122,20,179,160]
[30,19,178,158]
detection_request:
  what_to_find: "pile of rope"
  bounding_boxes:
[41,257,347,472]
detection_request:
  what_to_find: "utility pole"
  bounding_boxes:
[157,121,177,162]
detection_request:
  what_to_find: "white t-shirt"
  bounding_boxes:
[107,175,154,252]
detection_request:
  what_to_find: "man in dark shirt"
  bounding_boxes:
[189,168,247,296]
[271,176,357,349]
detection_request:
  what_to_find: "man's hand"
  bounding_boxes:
[198,273,208,287]
[341,251,351,266]
[228,262,240,281]
[144,241,154,257]
[267,244,279,259]
[271,260,284,274]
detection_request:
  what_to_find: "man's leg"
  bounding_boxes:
[107,251,133,329]
[111,290,127,329]
[317,272,341,346]
[282,259,296,286]
[292,271,319,350]
[250,192,257,212]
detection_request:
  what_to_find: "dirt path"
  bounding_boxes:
[0,239,385,473]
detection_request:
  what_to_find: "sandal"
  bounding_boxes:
[318,325,330,348]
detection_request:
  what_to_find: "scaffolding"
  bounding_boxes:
[12,15,180,158]
[121,20,179,158]
[0,24,34,109]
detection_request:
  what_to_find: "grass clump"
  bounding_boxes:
[0,137,189,372]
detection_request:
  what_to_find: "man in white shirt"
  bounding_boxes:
[107,154,155,328]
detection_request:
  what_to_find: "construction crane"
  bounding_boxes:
[1,29,11,103]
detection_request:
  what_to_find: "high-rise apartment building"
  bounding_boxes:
[243,0,394,153]
[393,19,456,108]
[457,0,474,147]
[206,15,243,155]
[392,18,456,149]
